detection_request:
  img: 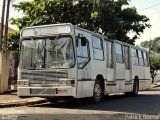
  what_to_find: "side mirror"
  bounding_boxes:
[81,37,87,46]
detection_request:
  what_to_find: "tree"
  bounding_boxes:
[140,37,160,53]
[8,30,20,52]
[10,0,150,45]
[150,55,160,83]
[140,40,150,48]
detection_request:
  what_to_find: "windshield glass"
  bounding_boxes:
[20,36,75,69]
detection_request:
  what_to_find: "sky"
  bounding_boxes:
[129,0,160,45]
[0,0,160,45]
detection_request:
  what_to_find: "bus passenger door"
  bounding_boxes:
[76,35,91,98]
[115,43,125,93]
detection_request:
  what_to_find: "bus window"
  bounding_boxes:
[138,50,144,66]
[143,52,148,66]
[131,48,138,65]
[115,43,124,63]
[92,36,104,60]
[107,41,113,68]
[124,46,130,69]
[76,37,90,68]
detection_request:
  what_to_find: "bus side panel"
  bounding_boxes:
[115,63,125,93]
[144,67,150,90]
[76,81,94,98]
[132,65,145,90]
[75,28,94,98]
[75,28,107,98]
[106,85,117,94]
[106,69,114,81]
[124,70,133,92]
[132,65,150,90]
[90,39,107,94]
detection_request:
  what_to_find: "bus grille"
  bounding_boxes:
[30,88,56,94]
[21,70,68,85]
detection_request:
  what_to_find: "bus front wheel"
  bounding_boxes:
[93,80,103,103]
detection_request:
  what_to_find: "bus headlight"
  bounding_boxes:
[24,80,29,85]
[59,79,76,86]
[18,81,24,85]
[59,80,66,85]
[17,80,30,86]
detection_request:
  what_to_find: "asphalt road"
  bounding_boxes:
[0,87,160,120]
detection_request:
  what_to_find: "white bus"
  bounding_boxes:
[17,23,150,103]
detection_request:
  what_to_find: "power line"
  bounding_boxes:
[140,3,160,11]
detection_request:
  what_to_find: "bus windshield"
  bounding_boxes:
[20,36,75,69]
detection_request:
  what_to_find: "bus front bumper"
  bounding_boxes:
[17,86,76,98]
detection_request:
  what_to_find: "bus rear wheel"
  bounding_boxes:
[126,80,139,96]
[93,80,103,103]
[132,80,139,96]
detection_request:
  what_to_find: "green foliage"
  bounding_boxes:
[150,55,160,83]
[140,40,150,48]
[140,37,160,53]
[8,30,20,52]
[10,0,151,45]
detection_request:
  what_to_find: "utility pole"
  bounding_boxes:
[4,0,11,50]
[0,0,6,51]
[0,0,11,93]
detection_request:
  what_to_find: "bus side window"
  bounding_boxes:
[143,52,148,66]
[124,46,130,69]
[138,50,144,66]
[92,36,104,60]
[115,43,124,63]
[131,48,138,65]
[76,37,90,68]
[107,41,113,68]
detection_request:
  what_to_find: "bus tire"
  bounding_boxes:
[126,79,139,96]
[93,79,103,103]
[132,79,139,96]
[47,97,59,103]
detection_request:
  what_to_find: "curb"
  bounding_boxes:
[0,99,47,108]
[153,84,160,88]
[150,83,160,88]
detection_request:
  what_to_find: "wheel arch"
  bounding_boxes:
[134,75,139,85]
[96,74,105,94]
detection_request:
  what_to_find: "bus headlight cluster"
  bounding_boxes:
[59,79,75,86]
[17,80,29,86]
[60,80,70,85]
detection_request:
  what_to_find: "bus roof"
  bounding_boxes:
[20,23,148,53]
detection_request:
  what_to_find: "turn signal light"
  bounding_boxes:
[71,80,75,85]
